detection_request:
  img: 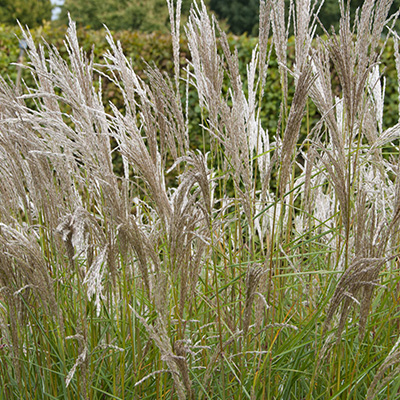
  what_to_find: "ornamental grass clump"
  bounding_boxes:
[1,0,400,399]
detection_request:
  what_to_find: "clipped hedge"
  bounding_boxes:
[1,22,398,148]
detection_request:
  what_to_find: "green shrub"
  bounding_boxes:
[1,22,398,147]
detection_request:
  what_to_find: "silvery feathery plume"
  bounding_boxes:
[65,332,89,399]
[186,10,254,230]
[369,121,400,151]
[293,0,321,73]
[56,206,105,267]
[308,45,347,176]
[212,48,251,202]
[0,82,77,230]
[394,33,400,117]
[368,64,385,136]
[0,223,61,323]
[0,131,33,225]
[362,67,388,178]
[243,265,263,336]
[256,130,280,245]
[254,191,281,250]
[0,284,21,382]
[186,1,268,240]
[296,147,336,240]
[258,0,272,95]
[173,340,195,400]
[83,246,108,317]
[145,64,188,161]
[12,20,128,237]
[271,0,289,101]
[165,154,213,317]
[17,23,62,114]
[185,0,224,118]
[166,0,182,94]
[366,336,400,400]
[318,144,350,234]
[103,31,175,224]
[122,215,152,294]
[359,165,395,234]
[366,349,400,400]
[109,101,172,224]
[302,145,317,212]
[245,47,261,165]
[321,198,400,346]
[130,307,189,400]
[0,224,64,382]
[279,66,315,196]
[329,0,395,143]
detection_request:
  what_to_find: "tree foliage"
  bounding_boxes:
[209,0,400,35]
[210,0,259,35]
[0,0,52,28]
[318,0,400,32]
[59,0,194,32]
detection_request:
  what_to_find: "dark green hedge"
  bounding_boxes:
[1,22,398,149]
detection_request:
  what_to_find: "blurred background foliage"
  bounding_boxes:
[209,0,400,35]
[0,0,52,28]
[1,21,399,170]
[1,21,399,157]
[0,0,399,174]
[1,0,399,34]
[58,0,195,32]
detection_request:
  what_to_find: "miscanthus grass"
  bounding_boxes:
[1,0,400,398]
